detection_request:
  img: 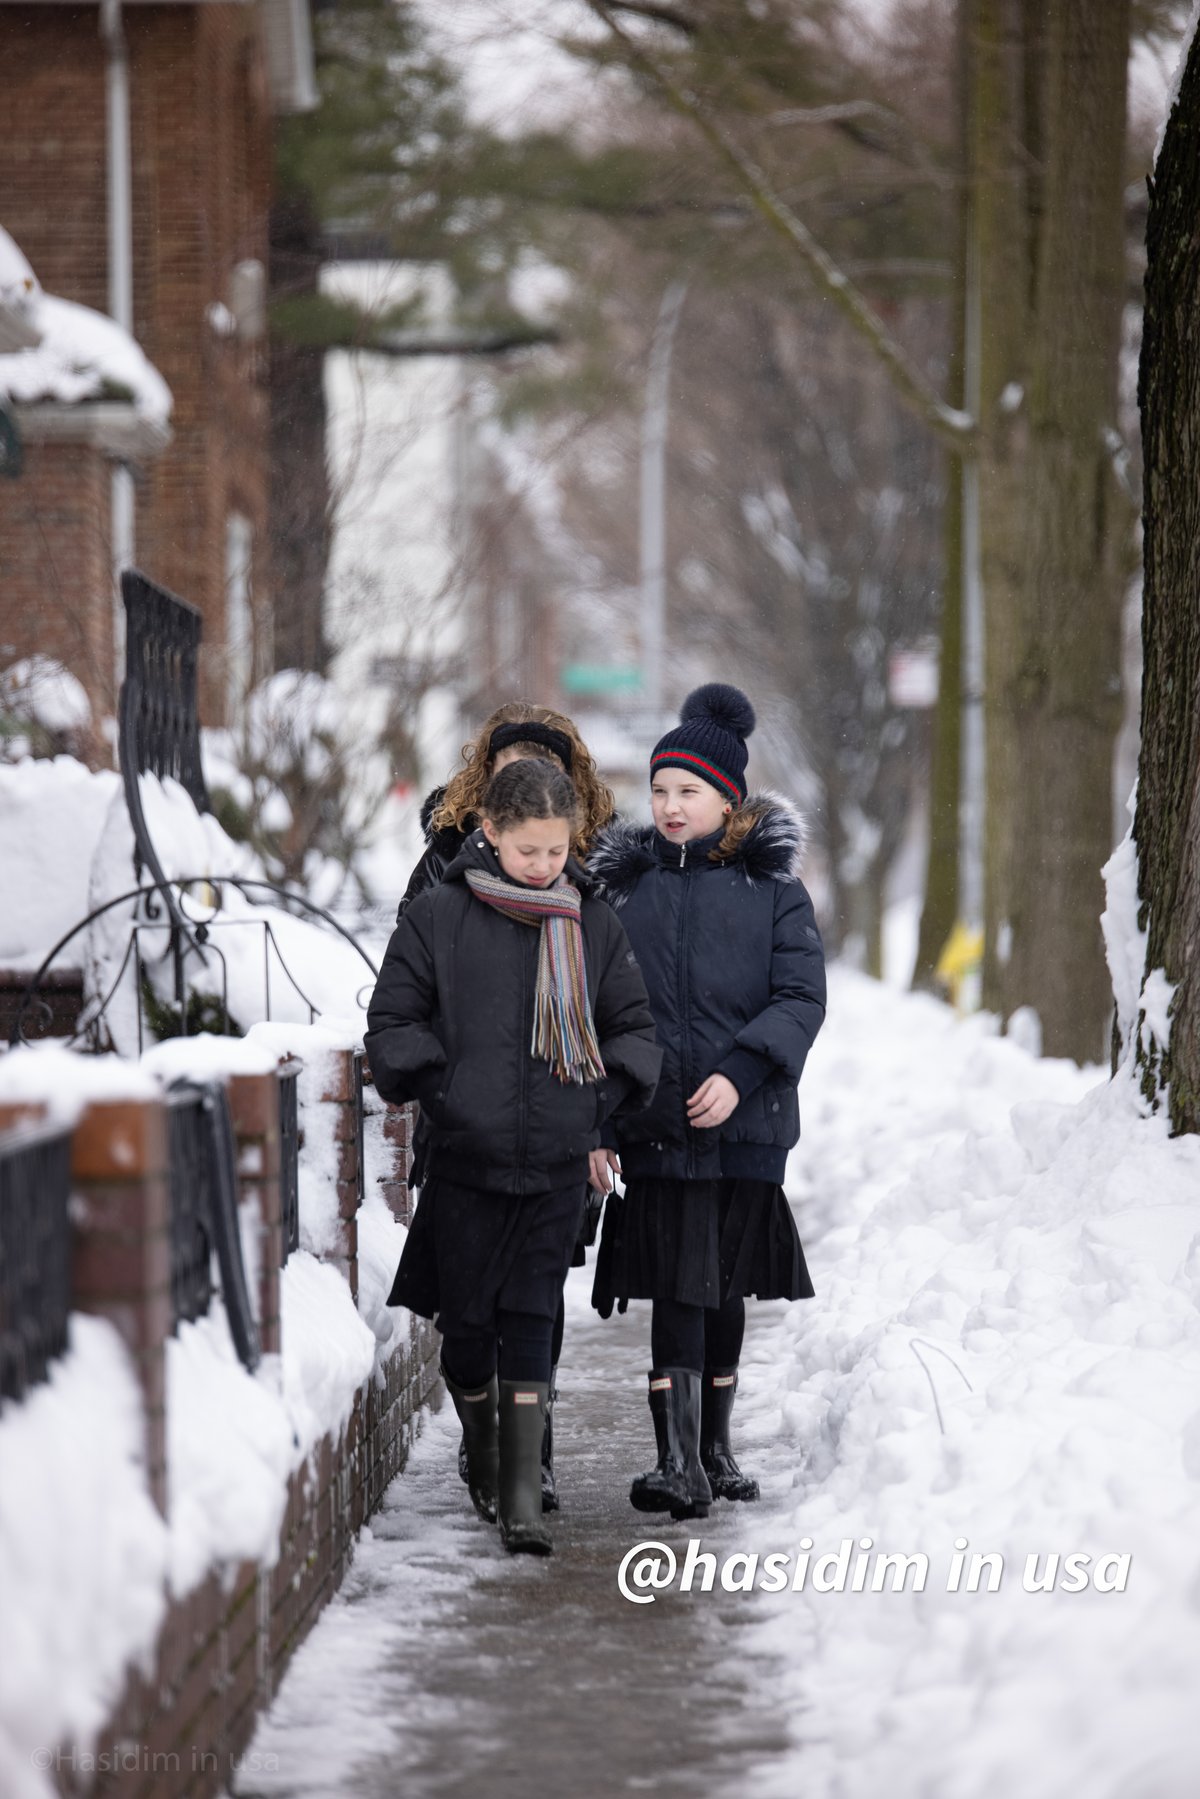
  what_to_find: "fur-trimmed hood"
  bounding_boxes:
[586,790,807,908]
[418,785,448,843]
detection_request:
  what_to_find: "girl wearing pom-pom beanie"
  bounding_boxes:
[587,683,826,1519]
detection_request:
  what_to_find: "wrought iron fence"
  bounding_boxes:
[278,1064,300,1263]
[0,1121,72,1408]
[120,568,210,810]
[352,1049,366,1209]
[166,1080,260,1370]
[166,1084,215,1328]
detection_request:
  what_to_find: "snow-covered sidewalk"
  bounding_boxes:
[232,969,1200,1799]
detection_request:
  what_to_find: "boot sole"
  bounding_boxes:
[500,1528,554,1555]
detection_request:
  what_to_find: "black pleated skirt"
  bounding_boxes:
[591,1177,814,1318]
[387,1176,586,1335]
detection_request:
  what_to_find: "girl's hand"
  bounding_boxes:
[687,1073,740,1128]
[589,1147,621,1192]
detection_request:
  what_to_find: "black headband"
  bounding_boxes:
[488,720,574,771]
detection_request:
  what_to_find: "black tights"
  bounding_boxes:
[651,1294,746,1374]
[442,1307,556,1388]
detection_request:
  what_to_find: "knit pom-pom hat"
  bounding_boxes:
[650,682,756,805]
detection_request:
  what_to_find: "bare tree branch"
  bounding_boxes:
[605,0,698,32]
[584,0,977,452]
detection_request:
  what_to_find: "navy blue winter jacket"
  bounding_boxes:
[587,793,826,1183]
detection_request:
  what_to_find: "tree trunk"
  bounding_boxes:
[1002,0,1130,1060]
[914,4,969,988]
[1134,25,1200,1132]
[268,194,331,674]
[969,0,1035,1022]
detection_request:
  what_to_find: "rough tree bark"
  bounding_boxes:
[1134,20,1200,1132]
[1000,0,1131,1059]
[914,4,969,986]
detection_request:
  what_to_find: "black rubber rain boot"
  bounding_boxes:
[443,1368,499,1524]
[701,1366,760,1502]
[541,1365,559,1513]
[629,1369,712,1522]
[498,1380,554,1555]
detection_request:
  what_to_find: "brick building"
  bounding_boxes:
[0,0,315,734]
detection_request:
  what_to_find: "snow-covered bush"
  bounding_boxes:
[203,669,397,907]
[0,656,93,763]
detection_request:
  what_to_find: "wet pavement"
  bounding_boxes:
[233,1271,795,1799]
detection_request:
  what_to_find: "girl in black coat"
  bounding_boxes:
[395,701,619,1510]
[587,684,826,1520]
[366,758,660,1554]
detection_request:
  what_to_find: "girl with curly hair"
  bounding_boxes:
[395,702,616,923]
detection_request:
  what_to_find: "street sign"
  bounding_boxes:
[561,664,642,695]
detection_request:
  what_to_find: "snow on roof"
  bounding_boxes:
[0,226,171,425]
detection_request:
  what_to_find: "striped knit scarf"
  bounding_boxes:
[463,867,606,1085]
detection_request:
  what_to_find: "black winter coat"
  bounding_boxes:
[586,793,826,1183]
[396,787,469,924]
[366,831,662,1195]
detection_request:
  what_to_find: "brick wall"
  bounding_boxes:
[79,1311,440,1799]
[0,3,275,728]
[0,434,117,737]
[22,1077,436,1799]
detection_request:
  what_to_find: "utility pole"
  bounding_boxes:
[639,279,687,725]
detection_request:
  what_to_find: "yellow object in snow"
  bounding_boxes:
[935,920,984,1009]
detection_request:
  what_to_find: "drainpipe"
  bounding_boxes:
[101,0,135,703]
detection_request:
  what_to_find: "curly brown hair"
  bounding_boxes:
[432,701,615,855]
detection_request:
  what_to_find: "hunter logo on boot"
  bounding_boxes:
[514,1391,540,1405]
[650,1376,673,1391]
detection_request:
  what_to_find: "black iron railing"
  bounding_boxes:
[0,1121,72,1408]
[352,1049,366,1209]
[166,1084,215,1328]
[166,1080,260,1370]
[117,570,212,1020]
[9,876,378,1054]
[120,568,210,811]
[278,1063,300,1263]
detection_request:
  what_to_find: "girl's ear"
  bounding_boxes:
[481,817,500,846]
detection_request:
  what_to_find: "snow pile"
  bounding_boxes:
[0,757,121,971]
[0,225,40,342]
[0,1317,168,1799]
[1,656,91,738]
[728,968,1200,1799]
[0,1041,157,1128]
[0,226,171,424]
[280,1253,377,1452]
[164,1305,296,1600]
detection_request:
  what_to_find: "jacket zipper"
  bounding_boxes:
[516,925,530,1183]
[676,840,696,1177]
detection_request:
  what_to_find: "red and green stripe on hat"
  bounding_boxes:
[650,747,744,804]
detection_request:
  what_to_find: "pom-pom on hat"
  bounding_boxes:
[650,682,756,805]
